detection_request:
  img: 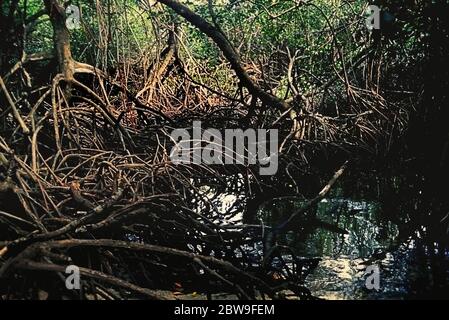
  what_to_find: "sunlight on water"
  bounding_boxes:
[195,181,449,300]
[260,197,449,299]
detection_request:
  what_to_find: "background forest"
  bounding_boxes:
[0,0,448,300]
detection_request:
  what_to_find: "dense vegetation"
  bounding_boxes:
[0,0,448,299]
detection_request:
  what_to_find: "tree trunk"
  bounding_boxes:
[44,0,74,82]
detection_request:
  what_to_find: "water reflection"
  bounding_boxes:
[193,179,449,299]
[301,199,398,258]
[260,197,449,299]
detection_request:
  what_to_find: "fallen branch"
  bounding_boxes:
[278,161,349,232]
[16,259,171,300]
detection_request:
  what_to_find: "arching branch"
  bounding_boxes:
[156,0,290,111]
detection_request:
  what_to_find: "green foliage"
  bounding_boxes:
[1,0,426,109]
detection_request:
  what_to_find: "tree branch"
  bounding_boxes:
[156,0,290,111]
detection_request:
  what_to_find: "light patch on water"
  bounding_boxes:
[306,256,366,300]
[217,194,238,214]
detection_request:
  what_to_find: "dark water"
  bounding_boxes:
[197,178,449,300]
[265,198,449,300]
